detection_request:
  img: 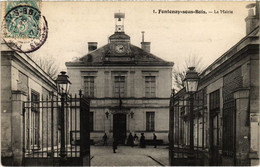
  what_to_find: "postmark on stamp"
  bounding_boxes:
[2,0,48,53]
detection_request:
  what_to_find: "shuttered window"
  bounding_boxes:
[114,76,125,97]
[84,76,94,98]
[146,112,155,131]
[145,76,156,97]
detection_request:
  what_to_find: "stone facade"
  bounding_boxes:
[66,13,173,145]
[1,44,57,165]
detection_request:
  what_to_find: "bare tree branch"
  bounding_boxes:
[32,56,59,80]
[172,54,206,91]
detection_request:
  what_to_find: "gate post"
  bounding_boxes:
[79,90,90,166]
[169,89,175,166]
[59,94,67,160]
[233,88,250,165]
[11,90,27,165]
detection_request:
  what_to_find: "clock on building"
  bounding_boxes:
[115,44,125,53]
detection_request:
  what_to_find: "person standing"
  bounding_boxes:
[128,133,134,147]
[140,133,146,148]
[103,133,108,146]
[153,133,157,148]
[112,138,117,153]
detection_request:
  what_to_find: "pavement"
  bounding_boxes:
[90,145,169,166]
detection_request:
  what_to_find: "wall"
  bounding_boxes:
[68,66,172,98]
[1,52,12,158]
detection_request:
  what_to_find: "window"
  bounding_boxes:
[90,112,94,132]
[31,91,40,112]
[84,76,94,98]
[114,76,125,97]
[146,112,155,131]
[209,90,220,148]
[31,91,40,147]
[209,89,220,111]
[145,76,156,97]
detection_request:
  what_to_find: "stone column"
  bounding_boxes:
[11,90,27,165]
[130,71,135,97]
[249,112,259,166]
[104,71,109,97]
[233,88,250,166]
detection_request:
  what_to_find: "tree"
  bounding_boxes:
[31,55,59,79]
[172,54,206,91]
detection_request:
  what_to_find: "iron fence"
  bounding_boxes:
[169,89,207,166]
[22,91,90,166]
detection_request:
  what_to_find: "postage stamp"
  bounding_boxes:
[2,0,48,53]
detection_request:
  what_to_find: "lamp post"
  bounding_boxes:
[183,67,199,151]
[55,71,71,159]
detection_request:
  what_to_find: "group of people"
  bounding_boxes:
[102,132,158,153]
[126,133,138,147]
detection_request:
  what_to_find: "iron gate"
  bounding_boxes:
[169,89,206,166]
[22,91,90,166]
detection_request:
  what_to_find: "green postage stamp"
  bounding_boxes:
[4,0,41,38]
[2,0,48,53]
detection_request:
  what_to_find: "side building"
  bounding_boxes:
[66,13,174,144]
[171,3,259,166]
[1,44,57,165]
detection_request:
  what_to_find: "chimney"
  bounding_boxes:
[88,42,97,52]
[141,42,151,53]
[141,31,151,53]
[245,2,259,35]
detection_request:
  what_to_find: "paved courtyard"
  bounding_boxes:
[90,145,169,166]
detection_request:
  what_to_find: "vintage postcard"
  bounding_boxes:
[1,1,259,166]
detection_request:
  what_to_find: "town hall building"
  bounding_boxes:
[66,13,174,144]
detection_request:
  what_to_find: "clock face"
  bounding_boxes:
[115,44,125,53]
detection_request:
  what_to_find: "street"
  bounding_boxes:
[90,145,169,166]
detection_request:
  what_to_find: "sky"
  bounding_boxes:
[30,1,253,72]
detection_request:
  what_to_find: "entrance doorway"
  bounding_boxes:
[113,113,126,145]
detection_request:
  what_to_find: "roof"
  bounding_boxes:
[109,32,130,40]
[200,26,259,78]
[66,43,174,66]
[1,43,56,90]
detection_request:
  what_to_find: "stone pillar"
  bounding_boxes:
[233,88,250,166]
[11,90,27,165]
[104,71,109,97]
[130,71,135,97]
[249,112,259,166]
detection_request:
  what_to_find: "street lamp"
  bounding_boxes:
[183,67,199,93]
[55,71,71,159]
[183,67,199,151]
[56,71,71,95]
